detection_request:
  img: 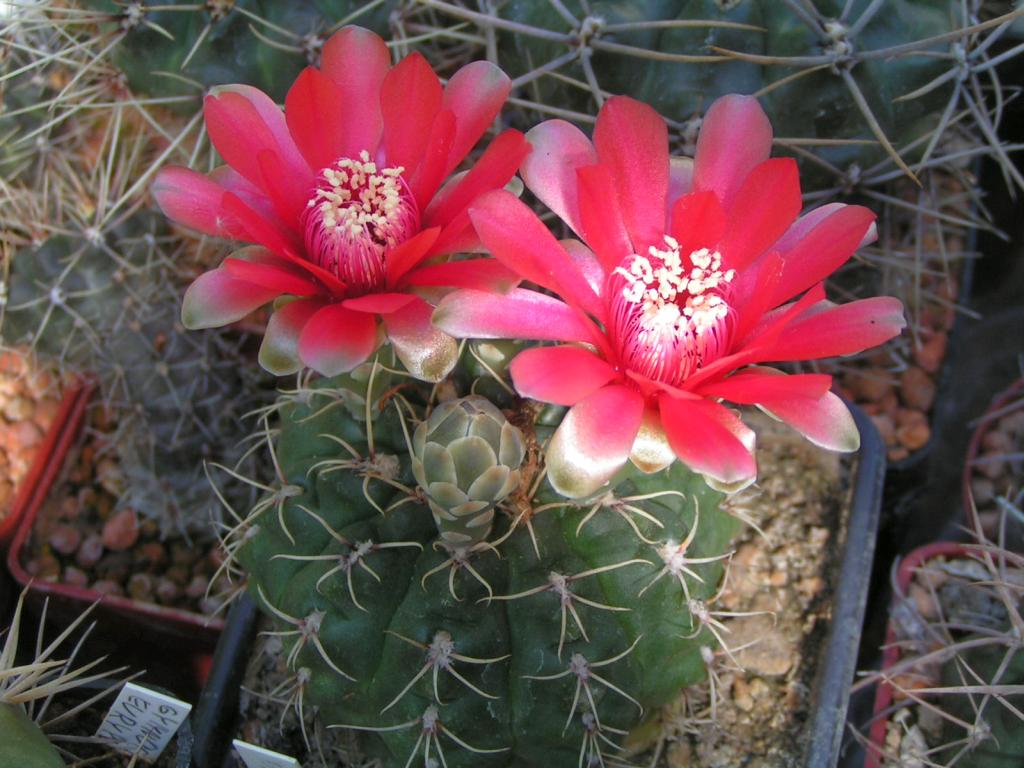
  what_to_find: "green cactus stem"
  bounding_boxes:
[0,704,65,768]
[231,361,741,767]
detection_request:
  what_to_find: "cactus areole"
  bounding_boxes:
[161,25,906,768]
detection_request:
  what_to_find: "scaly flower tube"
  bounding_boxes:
[435,95,906,497]
[153,26,528,382]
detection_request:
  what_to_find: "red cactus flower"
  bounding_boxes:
[435,95,906,497]
[153,26,528,381]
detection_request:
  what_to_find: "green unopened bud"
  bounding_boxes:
[411,396,526,548]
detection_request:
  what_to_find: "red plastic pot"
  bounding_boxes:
[962,376,1024,531]
[864,541,983,768]
[0,385,85,548]
[5,384,225,651]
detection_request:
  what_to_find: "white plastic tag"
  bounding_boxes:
[233,739,301,768]
[95,682,192,761]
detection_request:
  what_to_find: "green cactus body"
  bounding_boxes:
[487,0,966,187]
[1,215,265,531]
[0,703,65,768]
[237,368,739,767]
[78,0,395,107]
[938,634,1024,768]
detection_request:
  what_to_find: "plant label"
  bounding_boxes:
[95,682,192,761]
[233,739,301,768]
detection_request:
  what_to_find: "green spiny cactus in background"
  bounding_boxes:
[0,212,266,532]
[230,356,741,767]
[75,0,396,108]
[938,635,1024,768]
[0,591,126,768]
[423,0,1023,191]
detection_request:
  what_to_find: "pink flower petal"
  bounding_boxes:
[319,26,391,158]
[468,190,602,319]
[209,166,282,226]
[409,109,456,210]
[181,268,281,329]
[519,120,597,237]
[298,302,380,376]
[383,227,442,287]
[701,368,859,451]
[426,210,480,257]
[667,156,694,210]
[728,251,784,344]
[697,369,832,402]
[404,259,519,292]
[765,389,860,451]
[223,254,320,296]
[259,299,324,375]
[381,51,442,175]
[215,85,309,176]
[593,96,669,250]
[509,346,618,406]
[660,395,757,488]
[256,148,311,227]
[576,163,633,272]
[220,192,303,257]
[669,190,726,256]
[204,88,305,194]
[424,129,530,228]
[771,202,845,252]
[441,61,512,176]
[381,296,459,382]
[433,288,601,346]
[693,95,773,211]
[341,293,417,314]
[562,239,606,301]
[152,167,238,239]
[770,205,876,306]
[718,158,802,271]
[759,297,907,361]
[545,384,645,498]
[285,67,346,171]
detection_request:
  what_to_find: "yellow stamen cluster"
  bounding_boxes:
[308,150,407,247]
[613,237,736,343]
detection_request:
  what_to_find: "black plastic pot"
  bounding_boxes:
[804,403,886,767]
[188,594,260,768]
[185,408,885,768]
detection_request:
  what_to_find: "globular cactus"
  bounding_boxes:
[0,591,125,768]
[233,363,740,766]
[76,0,394,107]
[428,0,1021,190]
[1,213,265,532]
[938,637,1024,768]
[0,704,65,768]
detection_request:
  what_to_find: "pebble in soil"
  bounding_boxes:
[22,401,229,615]
[968,392,1024,544]
[829,171,969,463]
[0,350,63,517]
